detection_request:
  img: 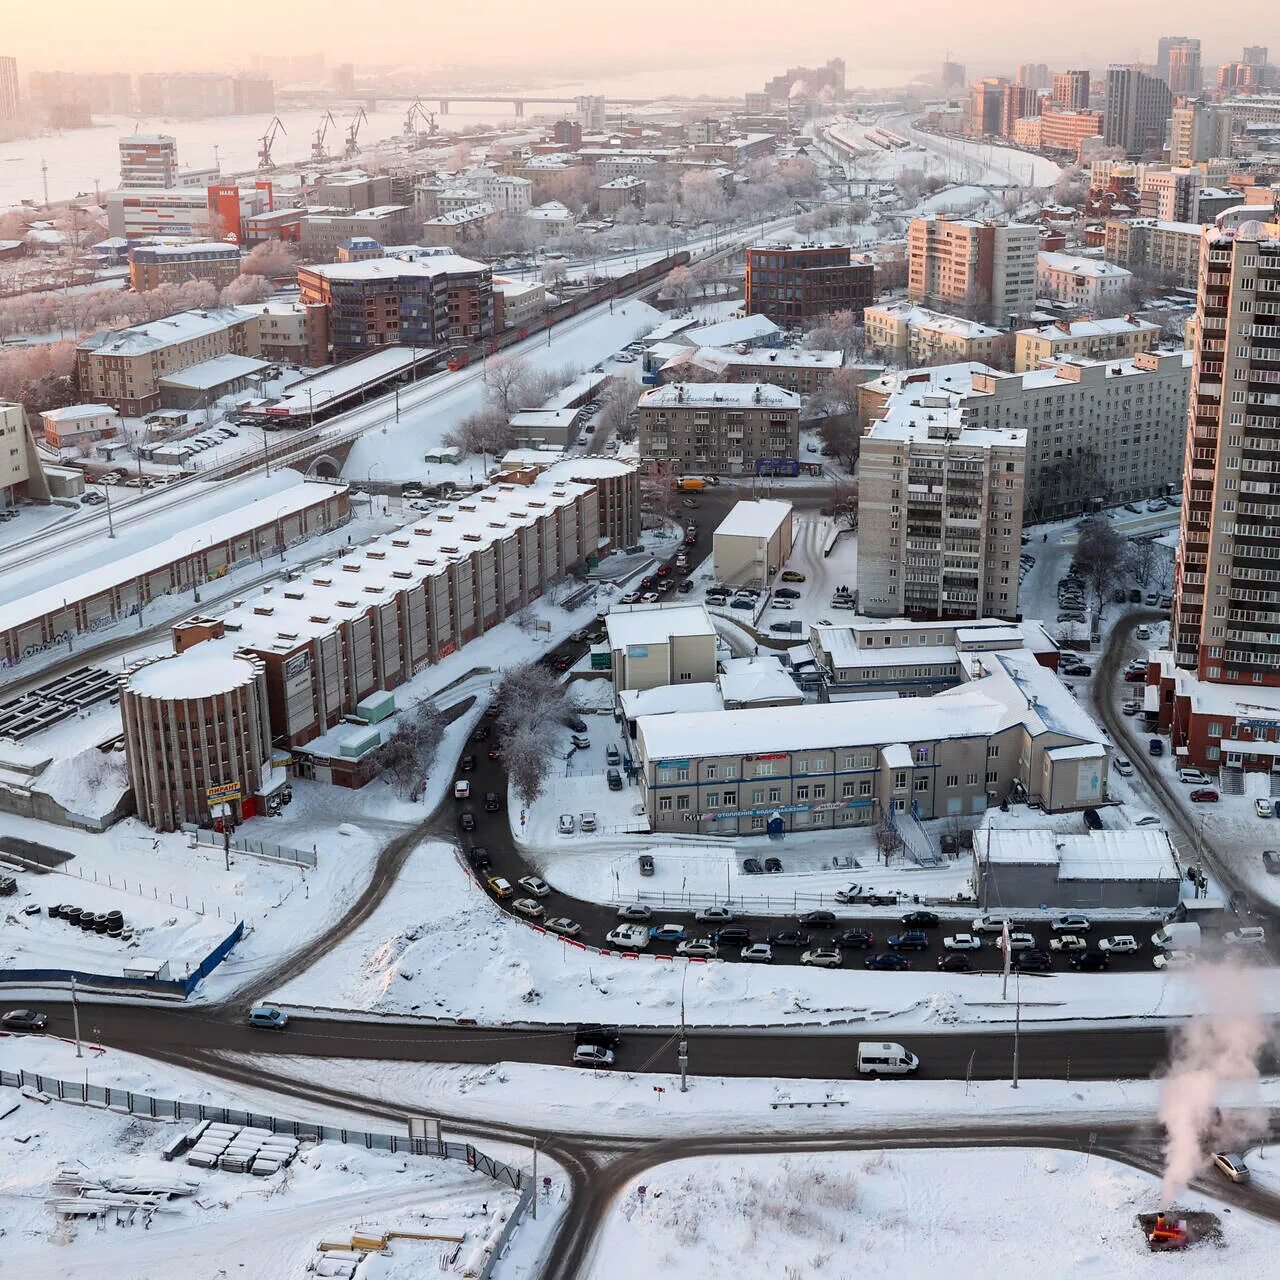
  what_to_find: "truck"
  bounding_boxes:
[675,477,705,492]
[1151,922,1202,951]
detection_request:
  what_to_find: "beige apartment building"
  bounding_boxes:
[1014,315,1160,371]
[712,499,794,587]
[76,307,261,416]
[907,216,1039,326]
[637,383,801,475]
[605,604,718,693]
[1103,217,1203,288]
[861,348,1191,518]
[858,407,1026,621]
[671,347,843,396]
[864,301,1008,367]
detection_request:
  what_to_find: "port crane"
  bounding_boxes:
[344,107,368,160]
[403,99,437,142]
[311,110,337,162]
[258,116,286,170]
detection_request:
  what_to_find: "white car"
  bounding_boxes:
[740,943,773,963]
[1153,949,1195,970]
[1133,814,1162,827]
[971,914,1015,934]
[606,924,651,949]
[1114,757,1134,777]
[1223,926,1266,948]
[1177,768,1211,785]
[620,591,640,604]
[1051,914,1091,933]
[676,938,718,958]
[833,885,862,904]
[944,933,983,951]
[1256,798,1274,819]
[558,814,576,835]
[573,1044,615,1067]
[1048,934,1088,953]
[453,780,471,799]
[1004,932,1037,951]
[544,916,581,938]
[1120,700,1143,716]
[800,948,843,968]
[511,898,545,919]
[695,906,735,923]
[519,875,551,898]
[1098,934,1139,954]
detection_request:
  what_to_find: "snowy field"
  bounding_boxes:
[583,1148,1272,1280]
[268,832,1280,1030]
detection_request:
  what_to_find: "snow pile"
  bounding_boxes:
[34,747,129,819]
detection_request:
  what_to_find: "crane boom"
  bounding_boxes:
[258,115,287,170]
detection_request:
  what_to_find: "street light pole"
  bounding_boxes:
[1012,971,1021,1089]
[678,966,689,1092]
[71,974,82,1058]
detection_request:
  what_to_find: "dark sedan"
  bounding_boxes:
[767,930,812,948]
[833,928,874,949]
[887,931,930,951]
[458,811,476,832]
[865,953,910,971]
[938,953,973,973]
[1013,950,1053,971]
[715,926,752,946]
[798,910,837,928]
[900,910,940,928]
[483,792,502,812]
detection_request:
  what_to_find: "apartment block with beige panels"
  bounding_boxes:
[864,300,1008,367]
[1014,315,1160,371]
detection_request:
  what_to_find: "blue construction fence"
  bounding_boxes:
[0,920,244,998]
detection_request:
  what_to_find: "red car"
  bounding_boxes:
[1124,671,1146,683]
[684,534,696,546]
[1190,788,1220,803]
[656,565,671,577]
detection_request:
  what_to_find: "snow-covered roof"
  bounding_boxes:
[546,457,635,481]
[642,316,698,344]
[129,241,240,258]
[619,682,723,719]
[824,640,959,671]
[78,307,252,356]
[599,175,648,189]
[978,828,1178,881]
[864,301,1003,339]
[682,313,780,348]
[1038,251,1132,279]
[866,407,1025,449]
[509,408,578,428]
[1018,316,1160,340]
[128,652,261,701]
[158,353,271,391]
[638,382,801,410]
[268,347,437,413]
[607,603,716,651]
[714,498,792,540]
[717,656,804,707]
[423,203,495,225]
[688,345,844,373]
[954,648,1107,745]
[303,253,488,282]
[41,404,117,421]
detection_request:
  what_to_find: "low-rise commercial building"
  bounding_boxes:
[1036,251,1134,309]
[598,174,647,216]
[864,301,1008,367]
[421,202,495,248]
[1038,108,1104,156]
[1013,315,1160,371]
[712,499,794,587]
[637,382,801,476]
[493,277,547,330]
[128,241,241,292]
[299,206,415,261]
[859,407,1026,621]
[634,641,1108,835]
[605,603,718,693]
[40,404,119,452]
[745,244,875,325]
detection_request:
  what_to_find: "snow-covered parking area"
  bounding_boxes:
[584,1148,1274,1280]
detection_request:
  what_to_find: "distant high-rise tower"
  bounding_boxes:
[1052,69,1090,111]
[1016,63,1049,90]
[1157,35,1193,83]
[941,60,966,92]
[1243,46,1268,67]
[119,134,178,188]
[1104,65,1172,156]
[1166,38,1202,96]
[0,57,19,121]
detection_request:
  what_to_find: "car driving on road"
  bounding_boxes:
[1,1008,48,1032]
[544,917,582,938]
[801,948,843,968]
[519,875,551,898]
[865,952,910,971]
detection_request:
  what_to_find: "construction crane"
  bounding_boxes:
[344,107,368,160]
[311,110,337,163]
[403,99,437,142]
[258,115,286,170]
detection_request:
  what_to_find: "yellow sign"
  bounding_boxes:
[206,781,243,803]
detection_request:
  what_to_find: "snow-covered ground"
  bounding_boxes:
[583,1148,1272,1280]
[0,1040,534,1280]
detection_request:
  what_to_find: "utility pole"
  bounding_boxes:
[678,967,689,1092]
[71,974,82,1058]
[41,157,49,208]
[531,1139,538,1219]
[1012,972,1021,1089]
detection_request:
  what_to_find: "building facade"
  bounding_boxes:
[744,245,874,326]
[712,499,794,587]
[1051,70,1091,111]
[1014,315,1160,371]
[907,216,1039,326]
[1036,251,1133,309]
[119,134,178,187]
[1170,101,1234,167]
[859,411,1026,621]
[1038,109,1104,156]
[1104,65,1173,156]
[1103,217,1203,287]
[637,382,801,475]
[128,241,241,292]
[863,301,1007,367]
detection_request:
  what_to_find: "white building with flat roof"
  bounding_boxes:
[605,603,718,693]
[1036,251,1134,309]
[712,498,794,587]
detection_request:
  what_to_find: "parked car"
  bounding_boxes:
[1211,1152,1251,1184]
[775,587,802,599]
[834,928,874,949]
[887,931,929,951]
[1,1008,48,1032]
[833,885,862,904]
[1148,739,1164,757]
[767,930,812,948]
[780,571,806,582]
[1098,934,1139,954]
[638,854,655,876]
[1003,932,1037,951]
[1114,757,1134,776]
[517,875,550,898]
[1013,950,1053,972]
[558,814,576,835]
[468,846,492,871]
[972,913,1015,934]
[650,923,686,942]
[572,1044,615,1068]
[798,910,837,928]
[1051,914,1091,932]
[865,952,910,971]
[742,858,763,875]
[676,938,719,958]
[1178,768,1211,785]
[247,1005,288,1030]
[1223,926,1267,948]
[944,933,983,951]
[615,904,652,922]
[544,916,581,938]
[1263,850,1280,876]
[487,876,513,900]
[607,769,624,790]
[696,906,735,923]
[740,943,774,963]
[764,857,783,873]
[512,898,545,919]
[714,925,752,946]
[1049,934,1088,953]
[801,948,843,968]
[1133,814,1162,827]
[1190,788,1220,803]
[938,953,973,973]
[1153,949,1196,970]
[1072,951,1111,972]
[900,910,939,928]
[1256,798,1274,819]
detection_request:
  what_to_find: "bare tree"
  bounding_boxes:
[662,265,696,307]
[481,353,532,415]
[826,477,859,531]
[598,378,642,443]
[240,240,299,278]
[220,274,275,306]
[1075,515,1127,622]
[1127,538,1158,589]
[443,408,515,457]
[492,663,572,806]
[817,416,859,471]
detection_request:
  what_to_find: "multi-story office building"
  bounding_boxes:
[298,206,415,261]
[999,84,1038,137]
[105,182,273,242]
[1014,315,1160,371]
[1165,38,1203,96]
[1052,70,1091,111]
[907,216,1039,326]
[309,171,394,210]
[1171,218,1280,684]
[744,245,874,325]
[1104,65,1173,157]
[76,307,262,415]
[119,135,178,188]
[0,57,19,121]
[1016,64,1049,90]
[863,301,1007,367]
[1103,217,1203,287]
[1038,109,1104,155]
[967,77,1008,137]
[127,241,241,292]
[1037,250,1134,309]
[859,408,1025,621]
[298,251,494,360]
[637,382,801,476]
[1169,101,1234,167]
[861,350,1191,519]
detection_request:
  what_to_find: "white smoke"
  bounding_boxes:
[1157,961,1270,1204]
[789,79,811,100]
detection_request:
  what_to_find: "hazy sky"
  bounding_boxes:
[1,1,1266,78]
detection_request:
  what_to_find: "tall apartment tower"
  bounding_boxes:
[942,60,966,92]
[1104,65,1173,156]
[119,135,179,188]
[1166,39,1203,96]
[1016,63,1049,90]
[0,57,19,121]
[1169,100,1233,166]
[907,216,1039,326]
[1171,218,1280,684]
[1157,35,1193,83]
[968,77,1008,137]
[1243,46,1269,67]
[1052,70,1091,111]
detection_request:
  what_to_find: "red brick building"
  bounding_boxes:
[744,245,875,326]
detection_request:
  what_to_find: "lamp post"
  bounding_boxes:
[678,965,690,1092]
[275,504,290,561]
[188,537,206,603]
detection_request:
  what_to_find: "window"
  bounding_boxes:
[750,816,765,830]
[705,764,717,780]
[723,790,736,806]
[945,773,958,787]
[986,770,998,784]
[795,784,810,801]
[676,795,690,811]
[755,761,776,777]
[842,781,856,798]
[914,777,929,791]
[677,767,689,782]
[859,779,873,797]
[986,744,999,759]
[795,758,809,773]
[893,771,907,789]
[768,787,782,804]
[812,784,827,800]
[915,746,929,762]
[966,772,979,786]
[659,796,672,812]
[752,789,764,804]
[706,792,719,808]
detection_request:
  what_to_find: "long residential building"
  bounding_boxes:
[863,301,1008,367]
[907,216,1039,327]
[1036,251,1134,309]
[662,346,843,396]
[637,382,801,476]
[1102,217,1203,288]
[76,306,263,416]
[298,250,494,361]
[1014,315,1160,371]
[634,628,1108,835]
[122,473,605,823]
[860,350,1191,519]
[127,241,241,292]
[858,407,1026,621]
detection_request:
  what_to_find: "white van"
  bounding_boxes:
[605,923,651,950]
[856,1041,920,1075]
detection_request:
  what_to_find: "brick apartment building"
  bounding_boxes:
[127,241,242,292]
[744,245,874,326]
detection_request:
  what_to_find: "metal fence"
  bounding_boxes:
[0,1068,524,1191]
[477,1181,536,1280]
[186,830,318,869]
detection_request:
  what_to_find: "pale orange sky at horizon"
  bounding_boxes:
[1,0,1268,78]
